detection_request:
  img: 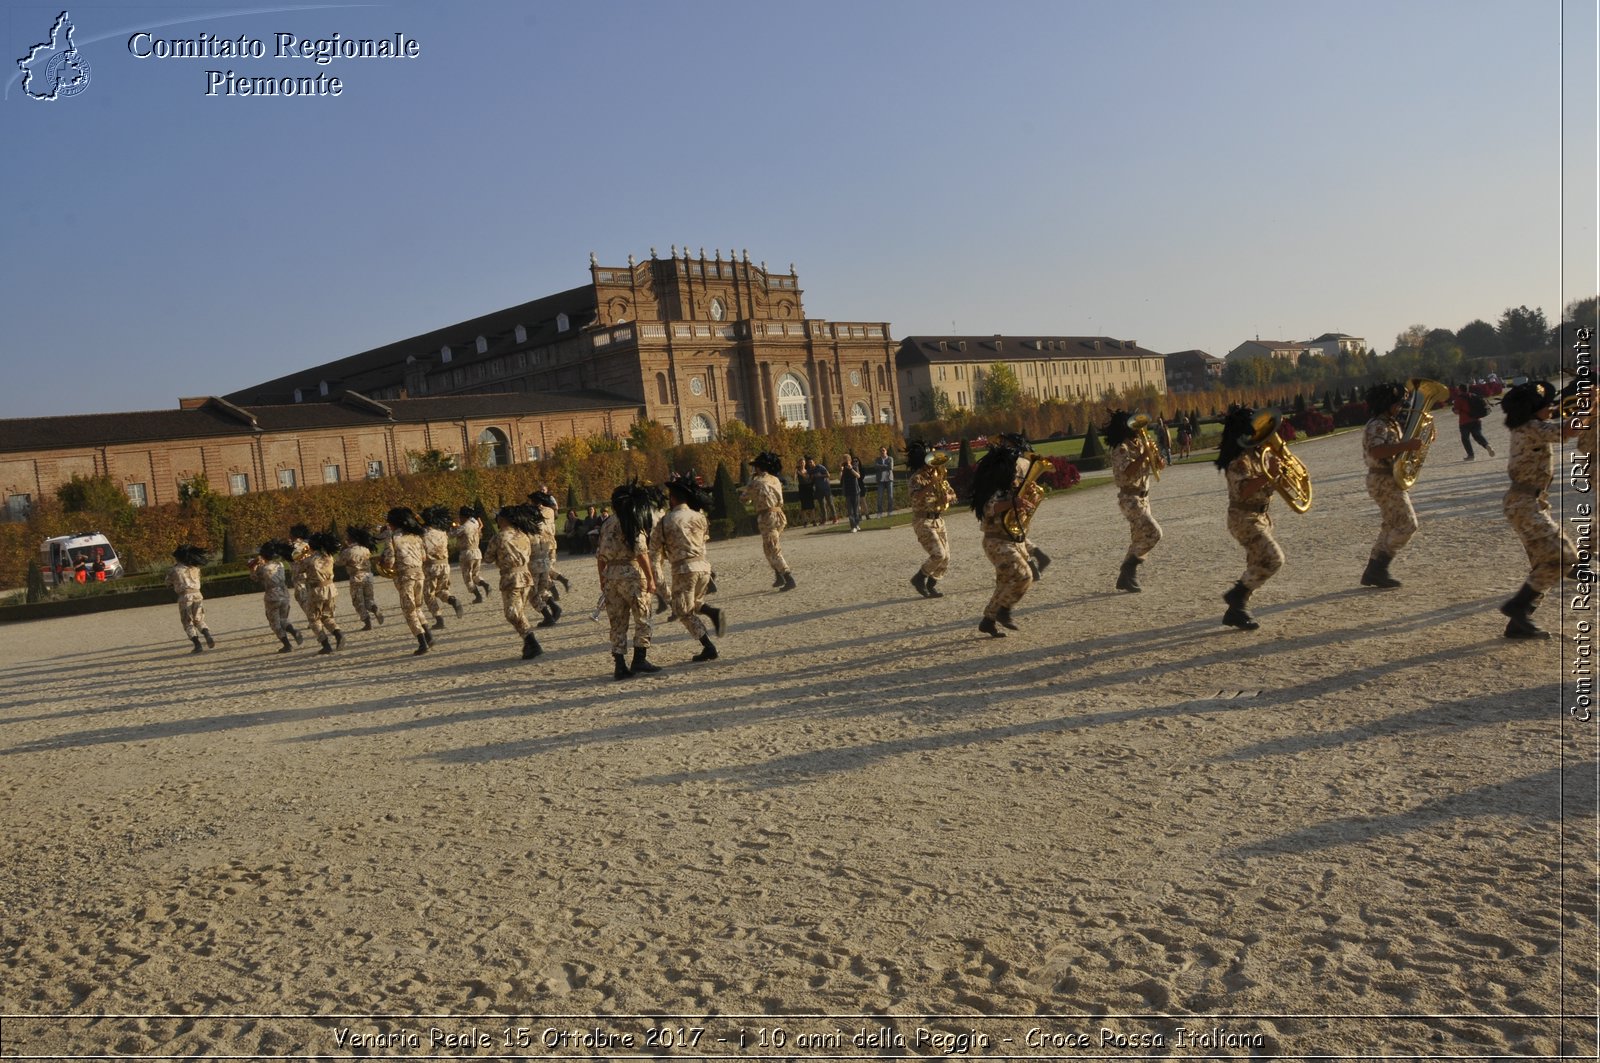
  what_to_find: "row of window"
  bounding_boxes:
[935,358,1155,383]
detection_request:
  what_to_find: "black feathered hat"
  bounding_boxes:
[528,489,558,511]
[1501,380,1555,429]
[665,472,710,511]
[969,436,1027,519]
[258,538,294,561]
[1365,381,1407,413]
[308,531,341,555]
[172,544,209,567]
[751,451,782,475]
[345,524,376,549]
[458,505,476,520]
[1103,409,1138,448]
[906,439,929,471]
[288,523,311,541]
[421,505,452,531]
[611,480,657,543]
[386,507,425,535]
[1215,405,1259,470]
[497,505,542,535]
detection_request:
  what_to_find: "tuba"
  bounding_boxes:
[1393,378,1451,489]
[1002,452,1051,540]
[916,452,953,516]
[1128,414,1164,481]
[1249,411,1313,514]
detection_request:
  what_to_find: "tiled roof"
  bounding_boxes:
[897,335,1164,367]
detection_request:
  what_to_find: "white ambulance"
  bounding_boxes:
[40,532,125,585]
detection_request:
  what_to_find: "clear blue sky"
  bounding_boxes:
[1,0,1593,419]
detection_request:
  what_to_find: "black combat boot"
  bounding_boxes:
[781,572,797,592]
[318,637,333,655]
[432,614,445,630]
[925,577,943,598]
[423,628,434,648]
[1501,584,1549,639]
[772,571,785,588]
[414,633,430,656]
[692,636,719,662]
[1222,582,1259,630]
[471,587,484,604]
[554,573,571,592]
[698,604,726,637]
[996,607,1020,631]
[1032,547,1052,577]
[202,628,215,648]
[362,617,373,631]
[630,647,661,674]
[372,606,384,625]
[449,596,464,618]
[190,636,203,654]
[1360,552,1401,588]
[478,578,492,597]
[978,616,1006,638]
[1116,556,1143,593]
[333,628,344,650]
[706,574,718,594]
[911,570,930,598]
[288,625,304,645]
[612,653,632,680]
[522,632,543,659]
[278,635,294,654]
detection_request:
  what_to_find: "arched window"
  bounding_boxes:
[689,414,715,443]
[876,365,887,390]
[556,313,570,332]
[514,324,527,344]
[776,372,810,427]
[476,427,509,467]
[850,401,869,425]
[656,372,670,405]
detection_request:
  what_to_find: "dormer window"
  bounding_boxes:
[556,313,570,332]
[476,335,488,354]
[440,346,453,363]
[514,325,527,344]
[319,380,329,396]
[292,388,303,403]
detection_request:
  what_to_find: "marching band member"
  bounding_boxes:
[741,451,796,591]
[971,436,1036,637]
[421,506,465,627]
[287,523,312,609]
[384,507,433,655]
[1360,382,1424,589]
[1105,411,1163,592]
[1216,405,1283,631]
[482,505,543,660]
[251,540,302,653]
[454,506,492,603]
[298,532,345,654]
[661,472,724,661]
[1500,381,1582,639]
[596,482,662,679]
[529,487,572,600]
[906,440,956,599]
[338,525,384,629]
[166,544,214,654]
[526,504,562,629]
[647,483,673,616]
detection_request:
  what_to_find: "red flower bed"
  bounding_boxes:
[1289,409,1335,436]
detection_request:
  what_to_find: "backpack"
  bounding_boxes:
[1468,393,1489,419]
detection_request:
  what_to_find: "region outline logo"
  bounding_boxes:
[17,10,91,100]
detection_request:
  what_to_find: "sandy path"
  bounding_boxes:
[1,425,1593,1058]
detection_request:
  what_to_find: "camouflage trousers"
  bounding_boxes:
[175,594,206,639]
[348,574,379,623]
[982,534,1033,619]
[672,569,712,640]
[1505,490,1576,594]
[758,509,790,575]
[1227,506,1283,591]
[1366,473,1418,559]
[394,573,429,636]
[529,566,553,612]
[301,592,338,639]
[263,593,293,639]
[1118,491,1162,560]
[459,551,482,594]
[603,569,653,655]
[913,516,951,578]
[423,561,452,617]
[499,581,532,636]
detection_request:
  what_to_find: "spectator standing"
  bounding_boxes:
[797,457,817,526]
[875,446,895,517]
[811,458,837,525]
[1154,417,1173,465]
[840,454,864,532]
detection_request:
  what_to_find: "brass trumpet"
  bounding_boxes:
[1393,378,1450,489]
[1001,453,1051,540]
[1248,411,1312,514]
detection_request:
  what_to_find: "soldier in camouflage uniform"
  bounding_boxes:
[166,544,214,653]
[384,507,433,655]
[482,505,543,660]
[661,473,724,661]
[596,482,661,679]
[906,441,957,599]
[421,506,465,628]
[250,540,302,653]
[972,437,1036,637]
[287,524,312,609]
[1500,381,1581,639]
[338,525,384,629]
[740,451,796,591]
[1359,382,1425,589]
[530,488,573,602]
[1217,406,1283,631]
[1105,411,1163,593]
[454,506,492,604]
[298,532,345,654]
[529,488,570,625]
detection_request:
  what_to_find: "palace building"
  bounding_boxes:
[225,247,902,444]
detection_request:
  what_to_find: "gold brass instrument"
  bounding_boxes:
[373,542,397,578]
[917,451,954,516]
[1001,452,1050,540]
[1249,411,1313,514]
[1128,414,1164,482]
[1393,378,1450,489]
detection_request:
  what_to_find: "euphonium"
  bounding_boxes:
[1393,377,1451,489]
[1128,414,1163,481]
[1002,452,1051,540]
[372,543,397,578]
[915,451,953,515]
[1249,411,1313,514]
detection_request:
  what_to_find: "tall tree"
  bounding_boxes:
[1456,319,1503,364]
[1497,305,1550,356]
[974,362,1023,413]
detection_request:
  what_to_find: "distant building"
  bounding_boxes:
[1164,349,1224,391]
[895,335,1167,423]
[0,390,639,519]
[1226,340,1315,363]
[225,247,900,442]
[1305,332,1367,358]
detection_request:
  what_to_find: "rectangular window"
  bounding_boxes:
[125,483,148,507]
[366,460,384,479]
[229,473,249,495]
[323,464,341,484]
[527,445,542,461]
[5,494,32,522]
[277,468,297,489]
